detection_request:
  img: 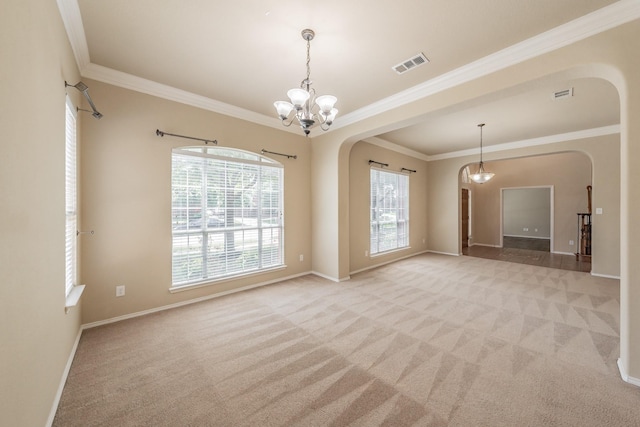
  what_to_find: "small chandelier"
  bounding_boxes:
[274,29,338,136]
[470,123,495,184]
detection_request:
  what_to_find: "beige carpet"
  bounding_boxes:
[54,254,640,426]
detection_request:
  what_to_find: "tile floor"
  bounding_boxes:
[463,238,591,273]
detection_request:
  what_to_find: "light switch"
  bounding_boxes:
[595,208,603,214]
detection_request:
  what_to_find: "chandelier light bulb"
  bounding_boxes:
[315,95,337,113]
[325,108,338,124]
[470,162,495,184]
[287,88,310,109]
[273,101,294,119]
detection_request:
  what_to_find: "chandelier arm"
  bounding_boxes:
[316,109,331,125]
[280,116,295,127]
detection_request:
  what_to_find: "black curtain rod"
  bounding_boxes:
[156,129,217,145]
[401,167,417,173]
[261,149,297,159]
[368,160,389,168]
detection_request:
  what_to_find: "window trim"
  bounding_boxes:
[168,265,287,293]
[64,96,77,297]
[369,167,410,256]
[64,96,85,312]
[170,146,285,289]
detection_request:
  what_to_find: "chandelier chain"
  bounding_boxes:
[306,38,311,83]
[478,123,485,163]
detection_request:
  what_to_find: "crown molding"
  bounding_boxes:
[424,124,620,161]
[57,0,639,137]
[333,0,640,130]
[57,0,90,69]
[82,63,288,131]
[366,125,620,162]
[362,137,431,162]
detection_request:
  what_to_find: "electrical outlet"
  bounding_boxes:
[116,285,125,297]
[569,240,575,246]
[299,254,304,262]
[534,228,538,232]
[523,227,529,231]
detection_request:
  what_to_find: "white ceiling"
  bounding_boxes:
[61,0,628,156]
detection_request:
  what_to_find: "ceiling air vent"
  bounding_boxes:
[553,88,574,100]
[393,53,429,75]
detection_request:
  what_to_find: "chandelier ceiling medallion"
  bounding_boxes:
[470,123,495,184]
[274,29,338,136]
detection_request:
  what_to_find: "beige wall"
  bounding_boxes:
[502,187,551,239]
[312,21,639,378]
[79,81,311,324]
[311,140,343,280]
[0,0,84,425]
[348,141,429,273]
[471,152,593,255]
[429,136,619,276]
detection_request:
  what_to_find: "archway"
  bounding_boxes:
[312,58,636,382]
[459,151,605,274]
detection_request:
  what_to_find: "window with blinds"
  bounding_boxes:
[171,147,284,287]
[370,168,409,255]
[65,97,77,296]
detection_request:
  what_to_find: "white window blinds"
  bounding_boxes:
[65,97,78,296]
[370,168,409,255]
[171,147,284,286]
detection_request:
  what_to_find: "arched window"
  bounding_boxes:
[171,146,283,287]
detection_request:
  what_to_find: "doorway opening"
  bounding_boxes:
[461,188,470,249]
[501,186,553,253]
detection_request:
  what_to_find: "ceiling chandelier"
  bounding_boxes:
[274,29,338,136]
[470,123,495,184]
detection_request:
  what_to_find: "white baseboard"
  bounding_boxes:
[504,234,550,240]
[427,250,461,256]
[83,271,312,329]
[552,251,575,256]
[46,327,83,427]
[618,358,640,388]
[311,271,351,282]
[470,243,501,248]
[591,272,621,280]
[349,250,430,275]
